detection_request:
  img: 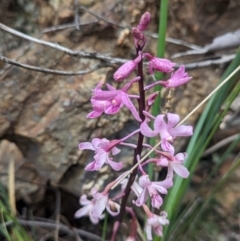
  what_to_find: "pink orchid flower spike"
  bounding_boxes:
[140,113,193,153]
[79,138,122,171]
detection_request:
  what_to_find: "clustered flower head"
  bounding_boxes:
[75,12,193,240]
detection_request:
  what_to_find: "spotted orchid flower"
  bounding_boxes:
[143,53,175,74]
[89,77,141,122]
[79,138,122,171]
[144,65,192,90]
[140,113,193,152]
[75,188,120,224]
[133,175,173,209]
[145,211,169,240]
[150,151,189,178]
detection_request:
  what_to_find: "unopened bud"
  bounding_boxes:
[137,12,151,31]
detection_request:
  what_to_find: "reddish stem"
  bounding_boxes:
[112,45,145,238]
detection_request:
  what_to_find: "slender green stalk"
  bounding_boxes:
[184,137,240,240]
[102,212,108,241]
[162,48,240,240]
[149,0,168,178]
[151,0,168,240]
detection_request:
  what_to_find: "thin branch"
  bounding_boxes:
[0,55,107,75]
[54,189,61,241]
[146,32,202,50]
[0,23,128,65]
[182,54,235,70]
[79,6,201,50]
[3,219,102,241]
[79,5,128,29]
[202,133,240,157]
[42,21,98,33]
[74,0,80,30]
[0,21,98,76]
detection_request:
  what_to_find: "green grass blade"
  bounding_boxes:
[162,49,240,240]
[149,0,168,178]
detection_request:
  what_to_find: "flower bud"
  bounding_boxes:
[114,53,142,81]
[137,12,151,31]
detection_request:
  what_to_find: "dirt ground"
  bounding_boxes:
[0,0,240,240]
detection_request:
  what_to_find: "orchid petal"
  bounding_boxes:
[121,93,142,122]
[79,194,91,205]
[171,163,189,178]
[154,115,171,140]
[79,142,94,150]
[157,157,168,166]
[166,113,180,128]
[106,200,120,216]
[92,138,102,149]
[87,111,102,118]
[139,175,151,187]
[151,194,163,209]
[134,188,148,206]
[107,158,123,171]
[151,183,168,194]
[74,205,92,219]
[175,153,186,164]
[112,146,121,155]
[161,141,175,154]
[93,90,118,101]
[105,103,121,115]
[140,120,158,137]
[169,125,193,138]
[85,161,98,171]
[145,222,153,240]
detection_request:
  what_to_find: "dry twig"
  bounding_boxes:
[0,55,107,75]
[4,219,102,241]
[0,23,128,65]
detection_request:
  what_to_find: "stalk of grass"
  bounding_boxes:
[150,0,169,240]
[168,132,240,240]
[102,212,108,241]
[0,182,32,241]
[149,0,168,179]
[162,48,240,240]
[183,136,240,240]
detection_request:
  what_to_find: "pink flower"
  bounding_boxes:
[152,152,189,178]
[145,211,169,240]
[87,98,112,118]
[157,65,192,88]
[137,12,151,31]
[89,79,141,122]
[133,175,172,209]
[79,138,122,171]
[74,189,120,224]
[140,113,193,152]
[114,53,142,81]
[144,53,175,74]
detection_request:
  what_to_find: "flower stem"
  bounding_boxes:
[115,46,145,227]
